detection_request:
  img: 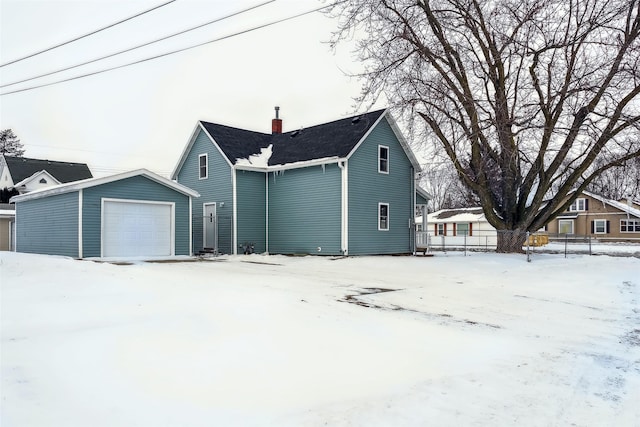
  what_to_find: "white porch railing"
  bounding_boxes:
[415,231,431,249]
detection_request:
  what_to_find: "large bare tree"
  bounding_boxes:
[330,0,640,252]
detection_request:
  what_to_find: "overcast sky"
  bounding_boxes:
[1,0,385,177]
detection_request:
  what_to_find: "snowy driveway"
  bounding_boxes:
[1,252,639,426]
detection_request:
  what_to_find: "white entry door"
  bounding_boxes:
[203,203,217,251]
[102,199,173,257]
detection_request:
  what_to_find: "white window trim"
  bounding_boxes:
[569,198,586,212]
[199,153,208,180]
[621,218,640,233]
[437,223,445,236]
[593,219,607,234]
[378,145,389,174]
[558,219,574,234]
[378,202,389,231]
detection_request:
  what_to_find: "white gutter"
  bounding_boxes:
[234,156,343,173]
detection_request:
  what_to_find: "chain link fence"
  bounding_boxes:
[416,229,640,260]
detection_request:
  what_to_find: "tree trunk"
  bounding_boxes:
[496,229,527,253]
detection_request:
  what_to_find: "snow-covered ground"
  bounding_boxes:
[1,251,639,426]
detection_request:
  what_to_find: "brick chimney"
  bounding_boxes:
[272,106,282,134]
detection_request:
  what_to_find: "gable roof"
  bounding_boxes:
[569,190,640,218]
[172,109,421,177]
[12,169,61,189]
[3,155,93,184]
[427,207,486,222]
[11,169,200,204]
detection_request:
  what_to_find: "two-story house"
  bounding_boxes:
[172,108,425,256]
[546,190,640,241]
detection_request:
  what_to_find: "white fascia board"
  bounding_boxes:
[11,169,61,189]
[345,110,387,160]
[234,156,343,173]
[416,186,432,201]
[170,122,234,180]
[170,123,203,180]
[11,169,200,203]
[577,190,640,218]
[202,126,235,170]
[385,113,422,171]
[344,110,422,171]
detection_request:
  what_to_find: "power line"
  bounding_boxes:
[0,0,275,89]
[0,5,330,96]
[0,0,177,68]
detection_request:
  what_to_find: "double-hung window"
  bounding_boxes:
[593,219,607,234]
[437,223,445,236]
[569,198,587,211]
[378,145,389,174]
[199,154,208,179]
[378,203,389,231]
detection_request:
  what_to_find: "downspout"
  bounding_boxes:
[78,189,83,258]
[411,169,416,254]
[232,168,237,255]
[265,171,269,255]
[189,196,193,256]
[338,160,348,255]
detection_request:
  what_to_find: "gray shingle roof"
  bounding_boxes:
[4,156,93,184]
[200,109,386,166]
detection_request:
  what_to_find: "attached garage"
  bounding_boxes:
[11,169,199,258]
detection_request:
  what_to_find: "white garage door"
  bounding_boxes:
[102,200,173,257]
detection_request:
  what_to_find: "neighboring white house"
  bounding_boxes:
[0,154,93,195]
[420,207,497,248]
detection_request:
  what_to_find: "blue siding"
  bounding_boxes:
[348,117,414,255]
[268,164,342,255]
[16,191,79,257]
[176,129,233,254]
[236,170,266,253]
[82,176,191,257]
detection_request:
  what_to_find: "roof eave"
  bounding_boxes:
[11,169,200,203]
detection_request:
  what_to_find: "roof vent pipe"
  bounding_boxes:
[272,106,282,134]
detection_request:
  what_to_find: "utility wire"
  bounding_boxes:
[0,0,275,89]
[0,5,330,96]
[0,0,177,68]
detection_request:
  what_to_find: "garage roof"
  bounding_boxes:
[10,169,200,203]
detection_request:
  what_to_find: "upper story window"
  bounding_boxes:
[378,203,389,231]
[378,145,389,174]
[199,154,208,179]
[569,198,587,211]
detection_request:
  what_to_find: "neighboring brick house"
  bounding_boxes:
[545,190,640,241]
